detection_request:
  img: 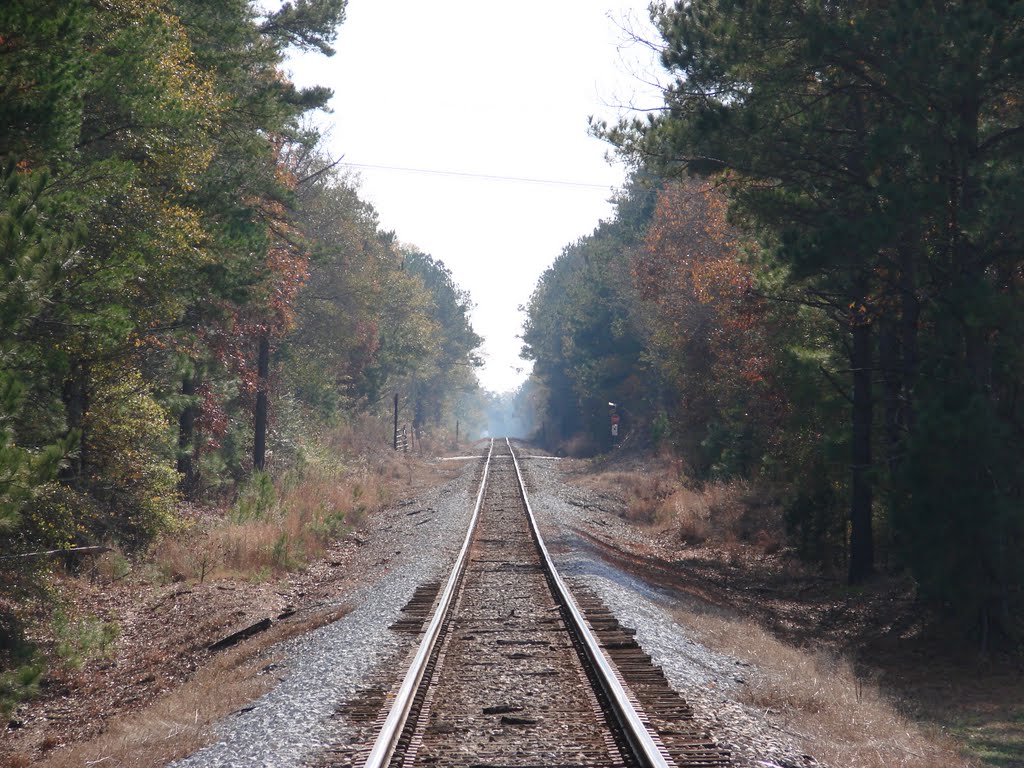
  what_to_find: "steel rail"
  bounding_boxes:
[506,437,672,768]
[362,438,495,768]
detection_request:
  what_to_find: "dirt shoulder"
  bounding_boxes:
[1,451,471,768]
[3,546,359,766]
[553,451,1024,768]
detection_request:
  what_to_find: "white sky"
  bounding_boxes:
[286,1,663,393]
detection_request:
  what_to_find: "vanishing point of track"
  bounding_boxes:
[332,439,730,768]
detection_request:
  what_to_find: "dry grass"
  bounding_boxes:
[675,607,976,768]
[562,433,604,458]
[580,465,785,552]
[32,606,348,768]
[152,416,443,583]
[152,463,380,581]
[666,480,784,552]
[591,471,680,525]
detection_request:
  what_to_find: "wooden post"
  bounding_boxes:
[393,392,399,450]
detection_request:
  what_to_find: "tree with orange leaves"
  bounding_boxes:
[635,178,783,476]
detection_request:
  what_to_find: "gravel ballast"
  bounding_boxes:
[174,457,484,768]
[522,453,819,768]
[176,445,817,768]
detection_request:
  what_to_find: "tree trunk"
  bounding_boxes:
[878,323,901,479]
[849,319,875,584]
[898,247,919,434]
[393,392,399,451]
[177,372,200,499]
[413,395,425,436]
[253,334,270,471]
[60,359,90,485]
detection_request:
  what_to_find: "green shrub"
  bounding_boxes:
[270,531,299,570]
[0,660,43,720]
[81,365,180,551]
[785,475,845,566]
[232,470,277,521]
[894,387,1024,644]
[652,411,671,445]
[53,611,119,670]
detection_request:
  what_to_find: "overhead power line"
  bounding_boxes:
[340,161,614,190]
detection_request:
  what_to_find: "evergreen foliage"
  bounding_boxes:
[522,173,658,452]
[0,0,482,662]
[527,0,1024,640]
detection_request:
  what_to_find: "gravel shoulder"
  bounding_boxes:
[172,453,487,768]
[518,451,818,768]
[3,449,488,768]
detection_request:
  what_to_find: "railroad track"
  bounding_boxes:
[320,439,729,768]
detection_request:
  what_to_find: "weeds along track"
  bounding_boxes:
[320,439,730,768]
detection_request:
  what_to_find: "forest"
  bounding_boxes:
[1,0,1022,737]
[522,1,1023,645]
[0,0,485,687]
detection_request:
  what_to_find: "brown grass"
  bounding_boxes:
[151,464,379,582]
[151,416,447,583]
[562,433,604,458]
[589,471,680,525]
[579,465,785,552]
[33,606,348,768]
[668,479,785,552]
[675,607,976,768]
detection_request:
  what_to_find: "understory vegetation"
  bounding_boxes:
[152,417,403,583]
[674,605,970,768]
[0,0,484,713]
[521,1,1024,648]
